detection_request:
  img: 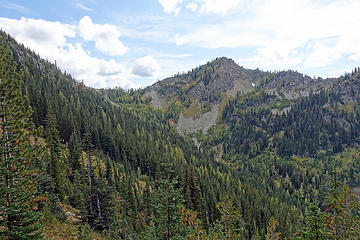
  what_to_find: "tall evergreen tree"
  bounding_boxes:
[69,129,82,171]
[83,130,94,215]
[300,203,331,240]
[153,162,184,240]
[44,106,65,200]
[0,41,44,239]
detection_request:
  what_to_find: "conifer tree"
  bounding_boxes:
[265,217,281,240]
[69,129,82,171]
[300,203,331,240]
[153,162,184,240]
[216,197,244,239]
[44,107,65,200]
[0,41,44,239]
[325,174,360,239]
[82,130,95,220]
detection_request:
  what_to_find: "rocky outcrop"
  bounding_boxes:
[145,57,351,135]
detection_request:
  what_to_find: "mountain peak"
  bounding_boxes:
[211,56,237,65]
[148,56,264,105]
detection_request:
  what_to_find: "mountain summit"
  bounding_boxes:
[145,57,338,135]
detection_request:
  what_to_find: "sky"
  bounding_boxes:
[0,0,359,89]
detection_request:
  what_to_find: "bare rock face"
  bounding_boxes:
[260,70,337,99]
[145,57,340,135]
[146,57,266,104]
[176,104,220,136]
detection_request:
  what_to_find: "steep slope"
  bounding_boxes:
[145,57,338,135]
[3,29,360,239]
[144,57,266,135]
[1,31,302,239]
[147,57,264,104]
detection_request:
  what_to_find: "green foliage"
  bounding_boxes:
[324,173,360,239]
[265,217,281,240]
[221,87,360,157]
[299,203,331,240]
[44,107,66,200]
[152,163,184,240]
[2,30,360,240]
[216,197,244,239]
[77,223,92,240]
[0,38,44,239]
[166,100,184,122]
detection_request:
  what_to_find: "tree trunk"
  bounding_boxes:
[96,191,102,218]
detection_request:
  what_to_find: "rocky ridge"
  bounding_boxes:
[145,57,340,135]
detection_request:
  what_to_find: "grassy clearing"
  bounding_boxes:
[183,102,201,118]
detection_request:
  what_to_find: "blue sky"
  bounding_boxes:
[0,0,359,89]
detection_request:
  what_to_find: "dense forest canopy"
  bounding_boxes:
[1,31,360,239]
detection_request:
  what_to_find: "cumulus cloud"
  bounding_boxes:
[55,43,133,88]
[0,17,75,47]
[0,17,136,89]
[132,56,161,77]
[79,16,129,56]
[158,0,184,16]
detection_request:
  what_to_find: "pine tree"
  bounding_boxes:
[153,162,184,240]
[44,106,65,200]
[82,129,95,221]
[300,203,331,240]
[69,129,82,171]
[0,41,44,239]
[265,217,281,240]
[216,197,244,239]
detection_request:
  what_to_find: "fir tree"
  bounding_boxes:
[0,41,44,239]
[300,203,331,240]
[153,162,184,240]
[216,197,244,239]
[44,107,65,200]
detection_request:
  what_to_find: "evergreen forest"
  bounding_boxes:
[1,31,360,239]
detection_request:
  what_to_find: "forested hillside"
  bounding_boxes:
[1,30,360,240]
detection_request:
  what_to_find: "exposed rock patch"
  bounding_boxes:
[177,104,219,136]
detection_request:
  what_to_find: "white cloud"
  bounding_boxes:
[158,0,184,16]
[132,56,161,77]
[174,0,360,70]
[55,44,134,88]
[175,21,266,48]
[0,17,76,50]
[158,0,241,15]
[79,16,129,56]
[2,1,30,14]
[186,2,198,11]
[175,33,190,45]
[75,2,92,11]
[303,43,338,68]
[195,0,240,15]
[157,53,192,58]
[349,53,360,62]
[0,17,136,89]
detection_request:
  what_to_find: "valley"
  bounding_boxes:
[1,30,360,239]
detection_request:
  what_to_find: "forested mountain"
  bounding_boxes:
[1,30,360,239]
